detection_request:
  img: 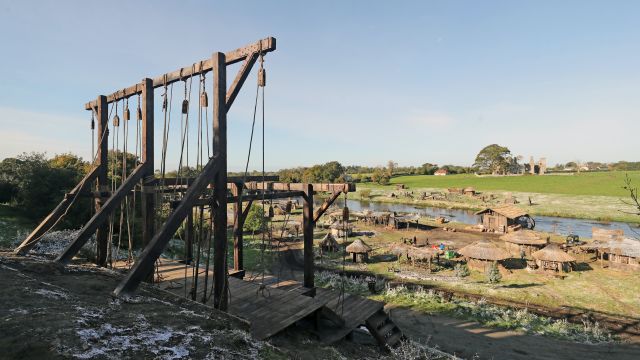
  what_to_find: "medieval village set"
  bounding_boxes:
[10,37,640,354]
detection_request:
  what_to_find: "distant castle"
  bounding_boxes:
[528,156,546,175]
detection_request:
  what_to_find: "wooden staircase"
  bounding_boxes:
[365,309,406,350]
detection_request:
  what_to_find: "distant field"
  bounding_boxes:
[361,171,640,197]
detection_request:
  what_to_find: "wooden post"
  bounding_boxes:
[303,184,314,289]
[140,78,155,279]
[141,79,155,244]
[231,183,243,272]
[212,52,228,311]
[186,209,194,264]
[95,95,110,267]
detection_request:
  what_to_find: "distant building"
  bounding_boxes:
[475,205,534,233]
[434,168,448,176]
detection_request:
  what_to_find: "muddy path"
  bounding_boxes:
[390,306,640,360]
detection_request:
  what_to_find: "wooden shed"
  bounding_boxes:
[475,205,534,233]
[463,187,476,196]
[346,238,372,263]
[586,237,640,272]
[329,221,353,237]
[532,243,576,273]
[458,240,510,271]
[500,230,548,258]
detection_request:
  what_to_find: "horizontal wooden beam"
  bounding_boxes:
[313,191,342,223]
[244,182,356,193]
[171,190,306,208]
[84,37,276,110]
[148,175,279,186]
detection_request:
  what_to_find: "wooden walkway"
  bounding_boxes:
[133,258,395,343]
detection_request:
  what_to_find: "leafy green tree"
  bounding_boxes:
[486,261,502,283]
[420,163,438,175]
[474,144,513,174]
[244,204,267,233]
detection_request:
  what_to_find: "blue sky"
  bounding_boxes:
[0,0,638,171]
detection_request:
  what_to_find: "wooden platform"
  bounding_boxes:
[138,258,393,342]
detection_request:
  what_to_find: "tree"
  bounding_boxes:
[243,204,267,233]
[420,163,438,175]
[371,167,390,185]
[359,189,372,199]
[486,261,502,283]
[386,160,397,177]
[474,144,512,174]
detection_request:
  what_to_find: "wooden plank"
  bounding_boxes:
[211,52,228,311]
[226,52,258,109]
[56,163,148,265]
[14,166,100,255]
[83,37,276,110]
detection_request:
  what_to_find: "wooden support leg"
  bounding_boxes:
[212,52,229,311]
[57,164,148,265]
[94,95,110,267]
[186,209,194,264]
[303,184,314,289]
[231,183,243,272]
[140,78,155,278]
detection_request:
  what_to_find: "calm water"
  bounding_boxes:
[320,198,638,240]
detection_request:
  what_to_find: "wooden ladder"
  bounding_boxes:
[364,309,406,350]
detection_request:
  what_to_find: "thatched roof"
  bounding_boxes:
[500,231,548,246]
[592,227,624,242]
[408,247,438,260]
[320,233,339,248]
[346,239,372,254]
[532,244,576,263]
[458,240,510,261]
[475,205,528,219]
[594,237,640,258]
[390,243,410,256]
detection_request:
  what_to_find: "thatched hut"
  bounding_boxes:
[585,237,640,272]
[475,205,534,233]
[320,233,340,253]
[532,243,576,273]
[458,240,510,271]
[500,231,548,258]
[346,238,372,263]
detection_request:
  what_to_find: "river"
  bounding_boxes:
[321,198,638,240]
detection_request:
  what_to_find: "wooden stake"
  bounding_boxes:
[303,184,315,289]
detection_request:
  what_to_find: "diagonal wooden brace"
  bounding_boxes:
[113,155,222,296]
[313,191,343,223]
[55,163,148,265]
[14,166,100,255]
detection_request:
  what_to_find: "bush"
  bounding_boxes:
[486,261,501,283]
[454,263,470,277]
[243,204,267,233]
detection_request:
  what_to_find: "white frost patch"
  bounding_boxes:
[34,288,69,299]
[8,308,29,315]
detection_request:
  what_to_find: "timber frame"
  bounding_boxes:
[13,37,356,311]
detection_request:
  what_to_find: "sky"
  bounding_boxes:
[0,0,638,172]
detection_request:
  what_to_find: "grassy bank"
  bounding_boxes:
[353,173,640,224]
[0,204,34,248]
[359,171,640,197]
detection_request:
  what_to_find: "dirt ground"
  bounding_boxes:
[0,251,386,360]
[390,306,640,360]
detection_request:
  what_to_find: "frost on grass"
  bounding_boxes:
[387,339,460,360]
[62,303,267,359]
[34,288,69,300]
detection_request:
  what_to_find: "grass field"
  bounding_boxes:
[360,171,640,197]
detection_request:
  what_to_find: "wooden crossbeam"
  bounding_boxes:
[245,182,355,193]
[84,38,275,110]
[14,166,100,255]
[56,163,148,265]
[146,175,279,187]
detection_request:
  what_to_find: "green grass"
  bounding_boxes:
[359,171,640,197]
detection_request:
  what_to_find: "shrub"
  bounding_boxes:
[243,204,267,233]
[486,262,501,283]
[454,263,470,277]
[360,189,372,199]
